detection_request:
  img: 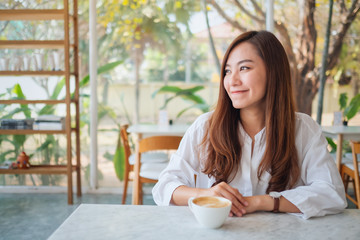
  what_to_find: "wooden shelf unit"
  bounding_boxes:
[0,40,66,49]
[0,99,67,104]
[0,129,67,135]
[0,165,78,175]
[0,70,67,76]
[0,9,67,20]
[0,128,77,135]
[0,0,81,205]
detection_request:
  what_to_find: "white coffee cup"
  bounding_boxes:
[188,196,232,228]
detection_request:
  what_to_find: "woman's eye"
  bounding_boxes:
[224,69,231,75]
[240,66,249,71]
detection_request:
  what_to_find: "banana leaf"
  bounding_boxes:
[176,103,210,118]
[152,85,204,98]
[38,78,66,115]
[326,137,337,153]
[1,107,31,119]
[11,84,31,118]
[13,135,26,149]
[0,150,15,163]
[344,94,360,121]
[79,60,124,88]
[153,85,208,111]
[113,132,125,181]
[339,93,348,111]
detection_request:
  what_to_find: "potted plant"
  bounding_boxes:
[152,85,210,119]
[339,92,360,125]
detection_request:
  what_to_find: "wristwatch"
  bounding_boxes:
[269,191,282,213]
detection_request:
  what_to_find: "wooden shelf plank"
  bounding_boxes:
[0,165,77,175]
[0,99,77,105]
[0,99,66,104]
[0,9,66,20]
[0,71,66,76]
[0,129,66,135]
[0,40,65,49]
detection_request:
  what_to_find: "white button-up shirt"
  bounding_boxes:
[152,112,347,219]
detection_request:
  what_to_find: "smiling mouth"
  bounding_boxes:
[231,90,249,94]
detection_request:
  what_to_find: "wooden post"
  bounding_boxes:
[64,0,73,205]
[336,134,343,171]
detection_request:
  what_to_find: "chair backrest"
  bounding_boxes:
[351,141,360,176]
[120,124,131,170]
[139,135,182,153]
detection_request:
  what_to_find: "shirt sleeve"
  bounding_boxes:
[281,115,347,219]
[152,113,208,206]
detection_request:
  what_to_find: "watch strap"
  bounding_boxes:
[273,197,280,213]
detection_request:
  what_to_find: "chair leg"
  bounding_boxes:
[354,177,360,209]
[344,175,350,192]
[138,181,143,205]
[122,174,129,204]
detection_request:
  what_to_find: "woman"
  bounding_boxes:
[152,31,347,219]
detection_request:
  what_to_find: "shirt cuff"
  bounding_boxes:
[281,191,316,220]
[162,181,186,206]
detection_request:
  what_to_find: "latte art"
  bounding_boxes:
[193,197,230,208]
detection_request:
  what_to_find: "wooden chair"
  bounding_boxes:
[137,135,182,204]
[340,140,360,209]
[120,125,168,204]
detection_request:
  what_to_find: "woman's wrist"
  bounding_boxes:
[253,195,274,212]
[172,186,210,205]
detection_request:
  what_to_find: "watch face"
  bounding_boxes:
[269,192,282,198]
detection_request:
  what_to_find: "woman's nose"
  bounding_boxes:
[229,70,241,85]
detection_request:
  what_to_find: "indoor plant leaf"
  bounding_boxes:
[344,94,360,121]
[113,133,125,181]
[11,84,31,118]
[339,93,348,111]
[79,60,124,88]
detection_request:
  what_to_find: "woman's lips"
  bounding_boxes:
[231,89,249,94]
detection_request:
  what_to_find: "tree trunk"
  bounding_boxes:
[316,0,334,124]
[209,0,360,116]
[204,0,221,75]
[133,46,143,124]
[293,0,317,115]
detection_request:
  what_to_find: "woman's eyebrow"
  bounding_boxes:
[225,59,254,67]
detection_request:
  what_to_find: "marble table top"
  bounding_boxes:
[48,204,360,240]
[127,123,189,136]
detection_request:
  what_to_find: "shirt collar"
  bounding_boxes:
[238,122,266,144]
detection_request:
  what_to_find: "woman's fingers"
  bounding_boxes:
[211,182,247,217]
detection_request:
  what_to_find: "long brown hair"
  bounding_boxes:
[202,31,300,193]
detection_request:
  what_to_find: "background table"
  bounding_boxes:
[127,124,189,204]
[49,204,360,240]
[127,123,189,137]
[322,126,360,170]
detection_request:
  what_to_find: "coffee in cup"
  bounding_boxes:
[188,196,232,228]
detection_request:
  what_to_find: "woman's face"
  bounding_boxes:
[223,42,267,111]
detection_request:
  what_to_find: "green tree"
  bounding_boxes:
[97,0,201,123]
[206,0,360,116]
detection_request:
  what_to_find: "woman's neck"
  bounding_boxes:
[240,108,265,140]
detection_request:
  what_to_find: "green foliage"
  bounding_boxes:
[326,137,337,153]
[152,85,209,118]
[339,93,348,111]
[113,141,125,181]
[12,84,31,118]
[79,60,124,88]
[0,57,123,185]
[339,93,360,121]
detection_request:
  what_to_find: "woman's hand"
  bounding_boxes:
[206,182,248,217]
